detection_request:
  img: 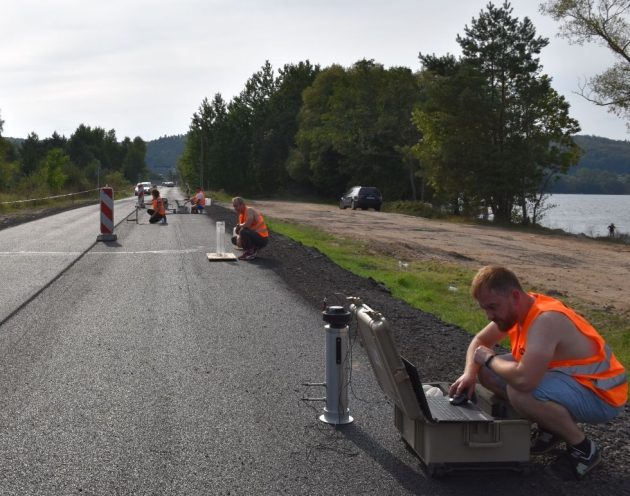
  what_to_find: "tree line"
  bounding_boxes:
[0,118,148,198]
[179,2,587,225]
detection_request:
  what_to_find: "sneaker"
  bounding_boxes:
[531,428,563,455]
[568,440,601,479]
[238,249,254,261]
[546,440,601,480]
[244,248,258,260]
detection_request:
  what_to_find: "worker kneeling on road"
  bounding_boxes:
[147,189,167,224]
[191,187,206,214]
[231,196,268,261]
[450,265,627,480]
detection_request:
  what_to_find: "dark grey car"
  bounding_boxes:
[339,186,382,211]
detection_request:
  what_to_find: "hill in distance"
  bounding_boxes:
[145,134,187,179]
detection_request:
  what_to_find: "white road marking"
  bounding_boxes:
[0,248,208,256]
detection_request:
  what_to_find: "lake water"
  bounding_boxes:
[538,194,630,238]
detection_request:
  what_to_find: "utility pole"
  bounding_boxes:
[200,134,204,190]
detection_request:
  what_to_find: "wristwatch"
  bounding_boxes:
[485,354,496,368]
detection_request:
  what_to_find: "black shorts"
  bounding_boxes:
[147,209,165,224]
[240,228,269,250]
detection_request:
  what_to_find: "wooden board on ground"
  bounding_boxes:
[206,252,238,261]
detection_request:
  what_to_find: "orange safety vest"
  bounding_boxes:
[239,207,269,237]
[195,191,205,206]
[508,293,627,407]
[153,197,166,216]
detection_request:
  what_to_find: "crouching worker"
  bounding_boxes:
[147,189,167,224]
[191,187,206,214]
[450,265,627,480]
[230,196,268,260]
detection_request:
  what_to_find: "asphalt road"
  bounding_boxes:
[0,195,138,325]
[0,192,543,495]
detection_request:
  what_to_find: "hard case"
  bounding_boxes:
[349,298,531,476]
[394,383,531,476]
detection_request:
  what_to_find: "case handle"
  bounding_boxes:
[465,424,503,448]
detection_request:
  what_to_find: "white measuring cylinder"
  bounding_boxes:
[216,221,225,255]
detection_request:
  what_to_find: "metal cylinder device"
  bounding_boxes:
[319,306,354,425]
[216,221,225,255]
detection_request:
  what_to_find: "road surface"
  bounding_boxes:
[0,191,621,495]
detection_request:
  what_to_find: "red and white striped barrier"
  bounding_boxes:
[96,187,118,241]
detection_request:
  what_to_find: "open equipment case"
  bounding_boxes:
[348,297,532,477]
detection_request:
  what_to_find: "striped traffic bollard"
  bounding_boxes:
[96,186,118,242]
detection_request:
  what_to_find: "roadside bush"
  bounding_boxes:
[383,200,445,219]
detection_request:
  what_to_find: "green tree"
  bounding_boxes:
[415,1,580,223]
[103,170,129,192]
[0,112,20,191]
[68,125,124,174]
[121,137,147,183]
[0,111,14,190]
[540,0,630,124]
[413,55,495,214]
[292,65,348,193]
[294,60,421,198]
[42,132,68,156]
[238,60,277,194]
[257,61,320,193]
[20,132,42,176]
[42,148,69,192]
[179,95,224,193]
[0,160,20,191]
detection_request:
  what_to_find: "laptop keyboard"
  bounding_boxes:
[427,396,494,422]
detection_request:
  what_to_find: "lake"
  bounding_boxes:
[539,194,630,238]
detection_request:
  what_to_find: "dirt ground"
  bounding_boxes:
[250,200,630,317]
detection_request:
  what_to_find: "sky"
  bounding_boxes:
[1,0,627,142]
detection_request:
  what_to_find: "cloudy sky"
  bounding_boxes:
[1,0,627,142]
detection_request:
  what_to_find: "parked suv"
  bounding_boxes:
[339,186,382,211]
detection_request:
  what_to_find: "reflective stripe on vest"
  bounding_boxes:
[508,293,627,408]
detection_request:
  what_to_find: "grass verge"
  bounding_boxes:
[267,218,629,368]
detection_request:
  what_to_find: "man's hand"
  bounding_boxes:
[449,372,477,399]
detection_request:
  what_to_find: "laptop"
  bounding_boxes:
[350,300,493,423]
[401,356,493,423]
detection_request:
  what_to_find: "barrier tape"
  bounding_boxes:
[0,189,99,205]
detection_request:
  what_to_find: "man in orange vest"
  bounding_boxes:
[190,187,206,214]
[450,265,627,479]
[147,188,167,224]
[231,196,269,260]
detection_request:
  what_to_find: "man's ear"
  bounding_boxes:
[511,288,522,304]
